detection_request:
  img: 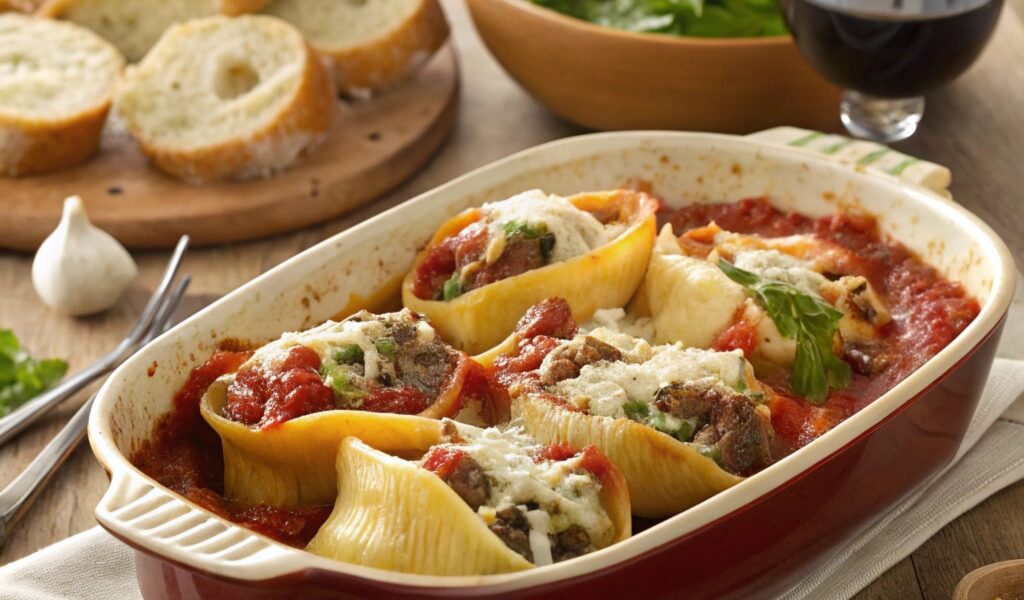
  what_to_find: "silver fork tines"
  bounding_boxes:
[0,236,190,448]
[0,272,191,547]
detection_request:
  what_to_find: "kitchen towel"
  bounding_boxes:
[2,358,1024,600]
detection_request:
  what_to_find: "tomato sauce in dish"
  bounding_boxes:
[131,349,331,548]
[130,197,979,546]
[666,198,980,451]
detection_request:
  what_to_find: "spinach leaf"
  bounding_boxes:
[532,0,786,38]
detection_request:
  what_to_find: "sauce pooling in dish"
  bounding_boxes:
[130,197,979,545]
[663,198,979,449]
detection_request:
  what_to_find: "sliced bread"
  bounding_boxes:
[261,0,448,93]
[218,0,268,16]
[115,15,335,183]
[0,0,42,12]
[38,0,220,62]
[0,14,124,176]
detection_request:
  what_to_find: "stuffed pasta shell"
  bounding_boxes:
[306,420,631,574]
[485,298,777,518]
[402,189,658,354]
[200,309,472,508]
[634,222,892,401]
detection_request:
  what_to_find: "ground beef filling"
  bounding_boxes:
[654,381,774,475]
[389,321,457,396]
[465,236,549,291]
[434,449,596,565]
[539,336,623,385]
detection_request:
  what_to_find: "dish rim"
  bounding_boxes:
[88,130,1016,592]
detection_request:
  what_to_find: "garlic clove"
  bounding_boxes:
[31,195,138,317]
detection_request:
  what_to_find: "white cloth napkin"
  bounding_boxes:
[2,360,1023,600]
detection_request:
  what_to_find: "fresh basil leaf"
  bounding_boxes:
[718,260,850,403]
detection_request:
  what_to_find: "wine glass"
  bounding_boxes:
[781,0,1004,142]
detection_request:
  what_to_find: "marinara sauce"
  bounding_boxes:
[130,348,331,547]
[666,198,980,450]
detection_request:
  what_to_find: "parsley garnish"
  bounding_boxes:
[718,259,850,403]
[0,330,67,417]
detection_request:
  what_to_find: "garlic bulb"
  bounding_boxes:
[32,196,137,316]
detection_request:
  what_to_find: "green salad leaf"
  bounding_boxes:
[718,259,850,403]
[531,0,787,38]
[0,329,68,417]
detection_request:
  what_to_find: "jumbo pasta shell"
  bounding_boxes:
[305,437,632,574]
[402,191,658,354]
[516,395,743,519]
[199,355,471,508]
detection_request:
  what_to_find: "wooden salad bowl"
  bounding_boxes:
[466,0,842,133]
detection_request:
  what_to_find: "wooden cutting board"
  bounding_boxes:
[0,44,459,252]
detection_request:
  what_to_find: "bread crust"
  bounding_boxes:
[0,102,111,176]
[321,0,449,93]
[0,15,122,176]
[120,32,336,184]
[216,0,267,16]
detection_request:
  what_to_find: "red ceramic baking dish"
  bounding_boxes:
[88,131,1015,599]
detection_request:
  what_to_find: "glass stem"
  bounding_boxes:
[840,91,925,143]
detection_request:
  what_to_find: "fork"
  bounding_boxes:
[0,271,191,547]
[0,236,190,448]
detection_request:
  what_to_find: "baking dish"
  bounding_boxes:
[88,131,1015,599]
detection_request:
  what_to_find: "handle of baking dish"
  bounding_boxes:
[95,470,306,580]
[747,127,954,198]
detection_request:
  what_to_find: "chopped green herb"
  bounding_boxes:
[442,273,462,301]
[698,445,722,465]
[718,259,851,403]
[0,329,68,417]
[334,344,364,365]
[622,400,649,421]
[531,0,787,38]
[733,356,748,392]
[538,233,556,263]
[622,399,696,442]
[503,220,549,239]
[375,337,397,359]
[321,363,367,402]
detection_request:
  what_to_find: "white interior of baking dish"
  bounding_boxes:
[90,132,1015,592]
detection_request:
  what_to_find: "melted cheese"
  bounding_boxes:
[427,421,613,559]
[644,225,747,348]
[551,340,749,417]
[481,190,624,264]
[242,308,431,383]
[730,248,828,297]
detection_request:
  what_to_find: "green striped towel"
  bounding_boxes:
[747,127,952,196]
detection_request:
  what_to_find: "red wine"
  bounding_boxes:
[783,0,1003,98]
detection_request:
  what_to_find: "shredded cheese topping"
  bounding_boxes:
[481,190,625,264]
[425,421,613,566]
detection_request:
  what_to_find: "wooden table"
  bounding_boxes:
[1,1,1022,598]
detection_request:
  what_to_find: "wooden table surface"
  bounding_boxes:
[1,1,1022,598]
